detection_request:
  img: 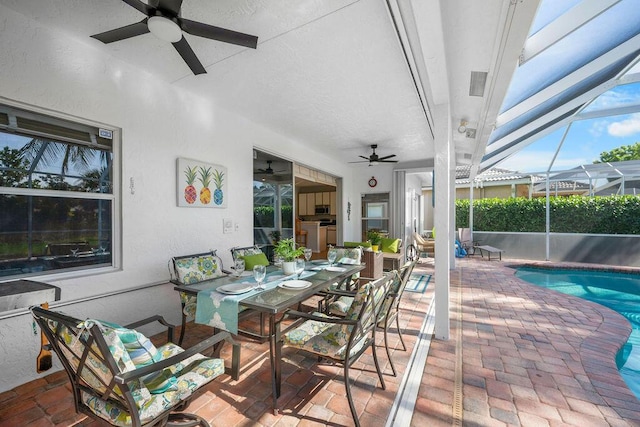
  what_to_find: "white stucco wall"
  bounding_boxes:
[0,4,356,392]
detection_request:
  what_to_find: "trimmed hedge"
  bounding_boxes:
[254,205,293,228]
[456,195,640,234]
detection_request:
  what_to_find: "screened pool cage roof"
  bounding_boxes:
[481,0,640,174]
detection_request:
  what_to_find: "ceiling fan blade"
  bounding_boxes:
[156,0,183,15]
[348,160,370,163]
[91,19,149,44]
[377,154,396,161]
[122,0,155,16]
[358,156,370,160]
[380,159,398,163]
[172,36,206,74]
[180,18,258,49]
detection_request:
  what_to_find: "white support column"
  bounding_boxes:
[469,183,474,242]
[449,154,456,269]
[433,104,451,340]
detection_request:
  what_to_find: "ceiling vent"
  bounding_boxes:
[469,71,488,97]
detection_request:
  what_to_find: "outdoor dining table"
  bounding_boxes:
[172,261,365,412]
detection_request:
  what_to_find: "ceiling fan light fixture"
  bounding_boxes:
[148,16,182,43]
[457,120,468,134]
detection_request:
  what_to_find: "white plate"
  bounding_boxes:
[217,283,254,295]
[278,280,312,289]
[326,266,346,272]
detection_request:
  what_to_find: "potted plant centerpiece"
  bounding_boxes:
[274,238,305,275]
[367,230,382,252]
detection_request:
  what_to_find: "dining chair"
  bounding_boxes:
[376,258,417,375]
[326,258,418,376]
[230,245,269,269]
[169,250,269,345]
[280,273,394,427]
[168,250,228,345]
[31,305,239,427]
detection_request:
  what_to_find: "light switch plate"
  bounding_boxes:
[223,218,233,234]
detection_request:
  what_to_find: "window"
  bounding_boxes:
[0,103,117,279]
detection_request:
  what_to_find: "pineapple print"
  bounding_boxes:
[198,166,212,204]
[213,169,225,205]
[183,166,198,204]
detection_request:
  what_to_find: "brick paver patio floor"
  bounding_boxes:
[2,258,640,426]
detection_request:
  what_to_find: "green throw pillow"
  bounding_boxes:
[241,252,269,269]
[344,241,372,248]
[381,238,400,253]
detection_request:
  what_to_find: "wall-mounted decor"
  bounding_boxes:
[177,158,227,208]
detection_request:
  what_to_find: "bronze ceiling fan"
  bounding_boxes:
[349,144,398,165]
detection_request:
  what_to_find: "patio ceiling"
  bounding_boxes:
[0,0,539,185]
[481,0,640,173]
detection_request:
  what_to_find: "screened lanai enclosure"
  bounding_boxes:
[445,0,640,267]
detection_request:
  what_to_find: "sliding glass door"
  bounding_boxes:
[253,150,292,260]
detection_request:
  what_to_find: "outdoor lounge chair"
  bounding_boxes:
[458,228,472,252]
[281,273,394,427]
[31,305,239,427]
[413,232,434,258]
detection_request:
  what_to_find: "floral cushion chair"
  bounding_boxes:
[327,258,417,376]
[31,305,239,427]
[281,273,393,427]
[331,246,363,290]
[169,251,227,345]
[230,245,269,270]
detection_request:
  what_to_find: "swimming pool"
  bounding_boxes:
[515,267,640,400]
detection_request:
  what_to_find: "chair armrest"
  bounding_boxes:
[323,289,357,298]
[115,330,237,384]
[124,315,176,344]
[283,309,357,326]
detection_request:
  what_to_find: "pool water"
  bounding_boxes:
[515,267,640,400]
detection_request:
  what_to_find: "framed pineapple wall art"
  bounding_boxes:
[177,158,227,208]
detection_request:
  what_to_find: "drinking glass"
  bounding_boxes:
[234,258,245,277]
[303,248,312,264]
[327,247,337,267]
[253,265,267,290]
[295,258,305,279]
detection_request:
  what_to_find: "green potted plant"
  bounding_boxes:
[367,230,382,252]
[274,238,305,274]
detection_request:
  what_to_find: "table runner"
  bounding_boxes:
[195,270,315,334]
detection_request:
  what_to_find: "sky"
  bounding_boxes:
[499,107,640,174]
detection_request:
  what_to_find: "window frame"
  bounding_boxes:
[0,98,120,280]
